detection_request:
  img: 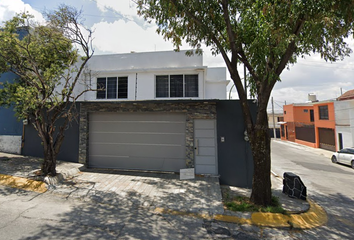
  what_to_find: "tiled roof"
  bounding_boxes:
[337,89,354,101]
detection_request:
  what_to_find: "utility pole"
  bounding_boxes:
[272,97,276,139]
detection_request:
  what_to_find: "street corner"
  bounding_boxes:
[288,200,328,229]
[0,174,47,193]
[250,199,327,229]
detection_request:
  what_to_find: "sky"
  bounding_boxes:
[1,0,354,111]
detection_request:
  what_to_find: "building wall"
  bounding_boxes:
[79,101,218,169]
[314,102,335,129]
[21,104,80,162]
[282,105,315,142]
[313,102,336,149]
[335,99,354,149]
[0,72,23,154]
[21,100,255,187]
[205,67,229,99]
[293,106,314,124]
[283,105,294,122]
[281,104,319,148]
[76,51,228,102]
[216,100,255,188]
[268,113,283,129]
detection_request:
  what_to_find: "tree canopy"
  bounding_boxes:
[137,0,354,205]
[0,5,94,176]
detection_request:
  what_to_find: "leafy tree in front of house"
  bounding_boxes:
[0,5,94,176]
[136,0,354,205]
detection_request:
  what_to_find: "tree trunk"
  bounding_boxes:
[249,110,272,206]
[41,143,57,176]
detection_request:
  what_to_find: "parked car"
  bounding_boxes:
[331,148,354,169]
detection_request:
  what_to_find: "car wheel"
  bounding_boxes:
[331,156,337,163]
[351,160,354,169]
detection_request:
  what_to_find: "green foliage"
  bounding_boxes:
[225,195,286,214]
[137,0,354,206]
[137,0,354,96]
[0,13,78,120]
[0,5,93,176]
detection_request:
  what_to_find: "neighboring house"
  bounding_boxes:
[335,90,354,150]
[0,72,23,154]
[20,50,256,187]
[280,94,336,151]
[0,28,28,154]
[267,110,284,138]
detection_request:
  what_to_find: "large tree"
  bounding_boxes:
[0,5,94,176]
[137,0,354,205]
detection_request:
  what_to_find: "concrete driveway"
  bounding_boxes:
[52,169,224,216]
[0,152,224,215]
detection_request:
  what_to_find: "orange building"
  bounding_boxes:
[280,100,336,151]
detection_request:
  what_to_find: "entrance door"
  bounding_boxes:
[194,119,217,175]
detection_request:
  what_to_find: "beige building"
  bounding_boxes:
[268,110,284,138]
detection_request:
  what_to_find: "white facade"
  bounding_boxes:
[334,99,354,149]
[76,50,229,101]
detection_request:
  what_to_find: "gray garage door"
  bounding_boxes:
[89,112,186,172]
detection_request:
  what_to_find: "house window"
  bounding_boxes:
[97,77,128,99]
[284,111,286,114]
[319,105,329,120]
[155,74,198,98]
[304,109,308,113]
[277,117,284,122]
[310,109,314,122]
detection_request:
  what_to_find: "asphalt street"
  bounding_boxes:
[0,186,214,239]
[1,140,353,239]
[271,139,354,239]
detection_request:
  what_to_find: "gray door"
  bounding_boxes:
[89,112,186,172]
[194,119,217,175]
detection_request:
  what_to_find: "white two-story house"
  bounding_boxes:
[76,50,229,175]
[21,50,255,187]
[79,50,228,101]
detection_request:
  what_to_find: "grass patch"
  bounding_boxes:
[224,195,286,214]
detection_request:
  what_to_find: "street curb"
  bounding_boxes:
[0,172,328,229]
[0,174,47,193]
[154,199,327,229]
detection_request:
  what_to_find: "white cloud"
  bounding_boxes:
[91,20,175,53]
[0,0,44,25]
[95,0,138,17]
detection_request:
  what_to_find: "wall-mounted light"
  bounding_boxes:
[244,130,249,142]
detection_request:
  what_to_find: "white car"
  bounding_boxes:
[331,148,354,169]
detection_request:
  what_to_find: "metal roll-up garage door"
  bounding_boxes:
[318,128,335,151]
[89,112,186,172]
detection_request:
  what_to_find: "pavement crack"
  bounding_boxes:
[84,182,96,198]
[24,192,44,202]
[0,202,40,231]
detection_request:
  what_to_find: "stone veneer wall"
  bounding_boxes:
[79,101,216,168]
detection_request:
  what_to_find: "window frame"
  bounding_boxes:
[318,105,329,120]
[96,76,128,99]
[155,74,199,98]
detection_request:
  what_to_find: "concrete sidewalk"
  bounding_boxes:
[52,169,225,216]
[0,151,327,230]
